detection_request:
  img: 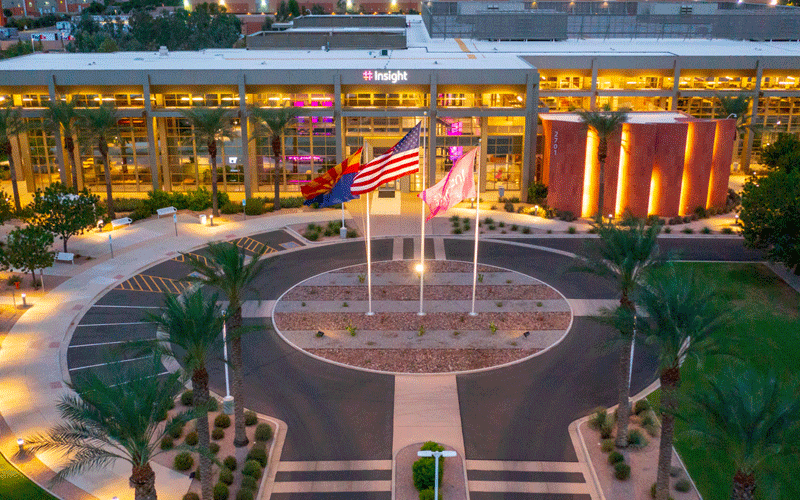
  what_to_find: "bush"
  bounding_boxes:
[627,429,647,448]
[589,408,609,429]
[419,489,442,500]
[633,399,650,415]
[670,466,682,477]
[240,475,258,491]
[305,230,320,241]
[181,390,194,406]
[213,482,229,500]
[173,452,194,471]
[207,398,218,412]
[255,423,273,442]
[183,493,200,500]
[130,204,153,221]
[614,462,631,480]
[600,422,614,439]
[557,209,577,222]
[601,439,615,453]
[663,227,672,234]
[504,201,514,212]
[244,197,266,216]
[645,214,661,226]
[608,451,624,465]
[223,456,237,471]
[693,206,708,219]
[221,201,243,214]
[214,413,231,429]
[701,226,712,234]
[347,228,358,238]
[185,430,198,446]
[681,227,694,234]
[160,436,174,450]
[521,226,531,234]
[245,410,258,426]
[218,467,234,485]
[527,182,548,205]
[242,460,263,480]
[675,478,691,492]
[567,226,576,234]
[236,489,255,500]
[247,446,268,467]
[412,442,445,491]
[212,428,225,440]
[168,421,185,439]
[721,226,734,234]
[210,442,220,454]
[640,413,655,427]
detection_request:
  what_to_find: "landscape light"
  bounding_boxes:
[17,439,24,452]
[415,263,424,273]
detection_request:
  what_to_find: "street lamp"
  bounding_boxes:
[417,450,456,500]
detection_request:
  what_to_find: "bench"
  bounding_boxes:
[111,217,133,229]
[56,252,75,264]
[156,206,177,218]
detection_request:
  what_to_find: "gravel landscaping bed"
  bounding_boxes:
[283,284,562,301]
[331,260,498,273]
[306,348,539,372]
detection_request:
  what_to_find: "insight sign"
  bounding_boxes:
[362,70,409,83]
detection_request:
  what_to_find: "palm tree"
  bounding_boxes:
[145,290,225,500]
[0,105,26,212]
[572,221,662,447]
[180,108,236,217]
[78,104,119,219]
[44,100,81,191]
[634,266,726,500]
[715,94,755,174]
[25,356,197,500]
[576,105,629,219]
[249,106,299,211]
[681,366,800,500]
[183,241,270,447]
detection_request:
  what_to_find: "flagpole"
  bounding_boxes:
[366,191,374,316]
[418,113,427,316]
[470,141,480,317]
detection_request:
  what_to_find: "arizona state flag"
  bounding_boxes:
[301,148,362,203]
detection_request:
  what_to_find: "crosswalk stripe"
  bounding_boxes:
[277,460,392,472]
[271,480,391,493]
[468,480,590,494]
[465,460,584,473]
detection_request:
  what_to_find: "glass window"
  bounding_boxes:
[343,92,428,108]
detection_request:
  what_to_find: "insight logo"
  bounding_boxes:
[362,70,408,83]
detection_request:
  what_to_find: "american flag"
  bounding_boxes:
[351,122,421,195]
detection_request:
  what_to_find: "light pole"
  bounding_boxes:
[417,449,456,500]
[221,309,234,415]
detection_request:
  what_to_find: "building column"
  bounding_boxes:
[670,60,680,111]
[157,117,172,191]
[479,118,488,194]
[48,74,68,185]
[590,59,598,110]
[741,60,762,172]
[238,74,252,199]
[334,74,343,164]
[521,71,539,202]
[143,75,160,191]
[428,74,437,188]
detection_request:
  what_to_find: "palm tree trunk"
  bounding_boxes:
[65,136,79,191]
[209,140,219,217]
[192,367,213,500]
[100,141,115,220]
[596,137,607,220]
[731,471,756,500]
[229,307,248,447]
[655,367,679,500]
[129,463,158,500]
[615,293,635,448]
[5,141,22,212]
[271,135,281,211]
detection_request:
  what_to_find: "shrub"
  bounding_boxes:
[693,206,708,219]
[305,230,319,241]
[209,442,220,454]
[240,475,258,491]
[207,398,218,412]
[721,226,734,234]
[185,431,198,446]
[504,201,514,212]
[589,408,609,429]
[223,456,237,471]
[236,489,255,500]
[521,226,531,234]
[181,390,194,406]
[244,197,266,216]
[255,423,273,441]
[681,227,694,234]
[663,227,672,234]
[221,201,242,214]
[245,410,258,426]
[675,479,691,492]
[130,204,153,221]
[157,408,169,422]
[183,493,200,500]
[600,422,614,439]
[527,182,548,205]
[160,436,174,450]
[347,229,357,238]
[614,462,631,480]
[173,452,194,471]
[645,214,661,226]
[242,460,263,480]
[219,467,234,485]
[247,446,268,468]
[627,429,647,448]
[510,224,518,231]
[567,226,576,234]
[213,482,229,500]
[419,489,442,500]
[601,439,615,453]
[670,466,682,477]
[701,226,712,234]
[412,442,445,491]
[608,451,624,465]
[557,209,577,222]
[214,414,231,429]
[212,428,225,440]
[168,421,185,439]
[644,423,659,437]
[640,413,655,427]
[452,228,463,235]
[633,399,650,415]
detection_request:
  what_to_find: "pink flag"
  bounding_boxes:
[418,147,478,221]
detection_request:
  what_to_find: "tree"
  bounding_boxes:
[183,241,270,447]
[760,133,800,174]
[0,105,26,212]
[715,94,755,173]
[43,100,82,191]
[29,183,101,253]
[98,35,119,52]
[0,225,55,286]
[680,366,800,500]
[249,106,299,211]
[78,105,120,219]
[633,267,726,500]
[739,168,800,274]
[572,221,662,447]
[0,190,13,224]
[145,290,224,500]
[25,357,198,500]
[288,0,301,17]
[180,108,236,217]
[576,105,629,219]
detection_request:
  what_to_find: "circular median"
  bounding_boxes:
[272,259,573,374]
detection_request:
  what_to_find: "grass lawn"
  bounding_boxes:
[647,262,800,500]
[0,452,57,500]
